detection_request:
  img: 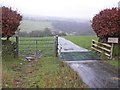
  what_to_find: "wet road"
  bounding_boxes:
[58,37,119,88]
[58,37,88,53]
[65,61,119,88]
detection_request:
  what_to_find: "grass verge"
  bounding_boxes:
[106,59,120,68]
[2,57,87,88]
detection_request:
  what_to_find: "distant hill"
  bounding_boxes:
[19,20,54,32]
[19,16,95,36]
[51,20,95,35]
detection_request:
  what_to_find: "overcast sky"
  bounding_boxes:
[0,0,119,19]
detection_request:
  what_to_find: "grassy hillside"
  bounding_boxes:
[19,20,54,32]
[52,20,95,35]
[19,19,95,36]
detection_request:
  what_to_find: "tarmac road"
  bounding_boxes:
[58,37,119,88]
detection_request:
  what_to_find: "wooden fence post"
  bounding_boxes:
[16,35,19,57]
[35,40,39,59]
[15,30,20,57]
[55,35,58,57]
[110,43,114,59]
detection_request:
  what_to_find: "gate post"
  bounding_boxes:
[35,40,38,59]
[15,31,19,57]
[55,35,58,57]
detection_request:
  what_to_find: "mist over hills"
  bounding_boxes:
[19,16,95,36]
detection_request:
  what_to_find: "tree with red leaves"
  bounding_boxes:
[92,8,120,42]
[0,6,22,40]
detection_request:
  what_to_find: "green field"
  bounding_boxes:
[19,20,54,32]
[64,35,98,49]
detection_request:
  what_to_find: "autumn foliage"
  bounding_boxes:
[92,8,120,37]
[0,6,22,38]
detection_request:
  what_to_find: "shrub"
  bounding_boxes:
[92,8,120,38]
[0,6,22,40]
[2,40,16,59]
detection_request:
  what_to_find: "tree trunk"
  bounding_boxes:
[98,36,108,43]
[7,36,10,40]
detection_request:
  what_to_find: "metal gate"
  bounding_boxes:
[18,37,55,58]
